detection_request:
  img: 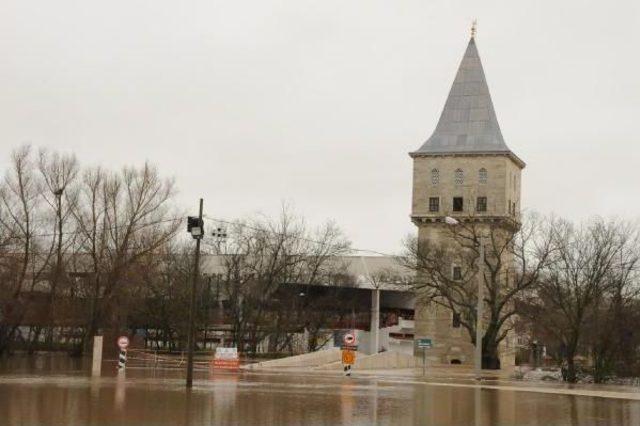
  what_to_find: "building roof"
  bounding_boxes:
[411,37,524,167]
[200,254,412,291]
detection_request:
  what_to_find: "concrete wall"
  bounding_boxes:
[315,350,419,370]
[354,329,376,355]
[354,351,420,369]
[245,347,341,369]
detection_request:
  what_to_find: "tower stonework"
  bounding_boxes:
[410,35,525,366]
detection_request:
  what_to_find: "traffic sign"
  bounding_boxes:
[342,349,355,365]
[416,338,432,377]
[343,332,356,346]
[416,338,432,349]
[117,336,129,350]
[212,347,240,370]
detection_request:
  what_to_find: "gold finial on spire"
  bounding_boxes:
[471,19,477,39]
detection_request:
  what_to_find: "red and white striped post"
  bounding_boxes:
[117,336,129,370]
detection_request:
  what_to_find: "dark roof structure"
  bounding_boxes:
[411,36,524,167]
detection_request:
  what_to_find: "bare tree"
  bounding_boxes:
[214,206,351,354]
[400,213,555,369]
[71,162,180,346]
[0,145,218,355]
[529,218,640,382]
[126,242,194,352]
[37,149,79,347]
[587,248,640,382]
[69,166,108,349]
[0,146,57,354]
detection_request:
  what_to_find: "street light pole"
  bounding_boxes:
[444,216,484,380]
[54,188,63,272]
[186,198,204,388]
[475,239,484,380]
[47,188,64,349]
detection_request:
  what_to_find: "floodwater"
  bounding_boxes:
[1,355,640,425]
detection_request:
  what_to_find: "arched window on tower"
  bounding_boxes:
[455,169,464,185]
[431,168,439,185]
[479,168,487,184]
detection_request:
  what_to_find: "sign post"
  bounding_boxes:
[341,350,355,365]
[341,332,357,377]
[186,199,204,388]
[117,336,129,370]
[416,338,433,377]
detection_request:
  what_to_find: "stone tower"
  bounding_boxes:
[409,34,525,366]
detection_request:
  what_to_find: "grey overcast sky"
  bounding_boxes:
[1,0,639,253]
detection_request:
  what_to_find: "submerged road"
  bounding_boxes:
[1,356,640,425]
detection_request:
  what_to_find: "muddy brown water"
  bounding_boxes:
[1,354,640,425]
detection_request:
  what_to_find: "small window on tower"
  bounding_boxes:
[453,197,464,212]
[477,197,487,212]
[431,169,440,185]
[455,169,464,185]
[479,168,487,184]
[452,266,462,281]
[429,197,440,212]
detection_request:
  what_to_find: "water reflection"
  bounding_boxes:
[114,370,126,411]
[1,356,640,425]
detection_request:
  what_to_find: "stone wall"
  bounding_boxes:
[411,153,522,369]
[412,154,521,219]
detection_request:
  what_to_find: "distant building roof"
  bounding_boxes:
[200,254,412,291]
[341,255,411,290]
[411,37,524,167]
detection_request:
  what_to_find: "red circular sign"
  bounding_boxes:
[117,336,129,349]
[343,333,356,345]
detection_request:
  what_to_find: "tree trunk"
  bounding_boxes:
[565,352,578,383]
[83,273,102,353]
[0,326,9,355]
[27,326,42,354]
[308,330,318,352]
[482,340,501,370]
[481,323,502,370]
[592,347,613,384]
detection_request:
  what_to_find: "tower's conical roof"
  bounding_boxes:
[412,37,523,165]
